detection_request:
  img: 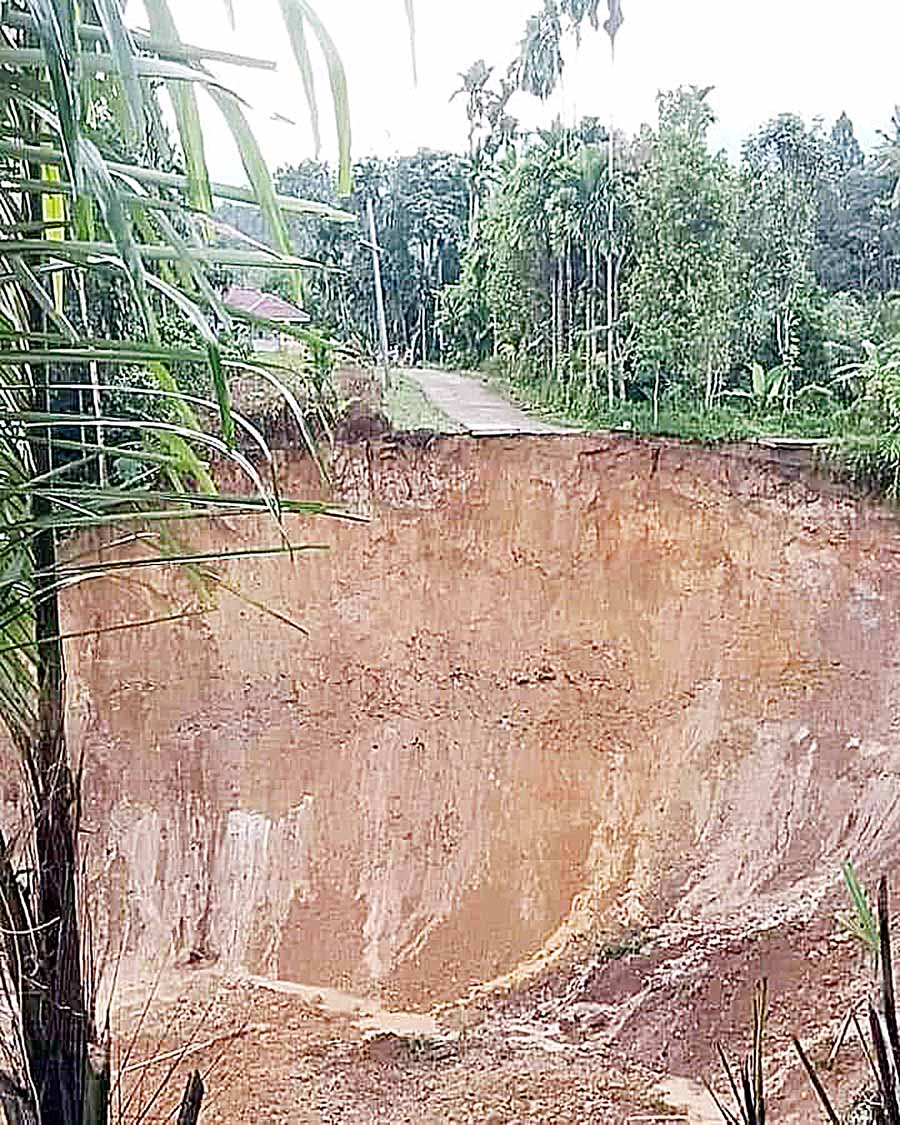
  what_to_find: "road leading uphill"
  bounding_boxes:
[402,366,577,435]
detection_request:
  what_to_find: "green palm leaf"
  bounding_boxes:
[279,0,322,158]
[0,0,377,1115]
[403,0,418,82]
[205,86,298,295]
[281,0,352,194]
[24,0,82,186]
[144,0,214,214]
[0,45,249,87]
[93,0,144,147]
[0,139,356,222]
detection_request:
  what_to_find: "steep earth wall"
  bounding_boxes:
[31,435,900,1011]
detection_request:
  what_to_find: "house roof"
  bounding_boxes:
[224,285,310,324]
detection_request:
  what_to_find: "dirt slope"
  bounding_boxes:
[12,433,900,1117]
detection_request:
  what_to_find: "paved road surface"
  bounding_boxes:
[402,367,577,436]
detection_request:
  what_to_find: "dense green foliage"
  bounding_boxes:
[219,150,469,363]
[213,0,900,497]
[442,93,900,406]
[217,72,900,495]
[431,88,900,489]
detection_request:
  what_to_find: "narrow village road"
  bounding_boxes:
[401,366,578,436]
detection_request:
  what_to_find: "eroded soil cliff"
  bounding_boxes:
[17,434,900,1119]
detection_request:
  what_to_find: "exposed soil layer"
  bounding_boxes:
[13,433,900,1119]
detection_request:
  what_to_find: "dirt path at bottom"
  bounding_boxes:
[401,367,577,435]
[651,1077,721,1124]
[113,971,704,1124]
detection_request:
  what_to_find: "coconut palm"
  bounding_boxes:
[512,1,564,101]
[0,2,413,1121]
[512,0,624,402]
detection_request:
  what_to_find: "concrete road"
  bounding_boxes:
[401,367,578,436]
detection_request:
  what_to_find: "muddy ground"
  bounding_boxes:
[113,970,700,1123]
[113,916,874,1124]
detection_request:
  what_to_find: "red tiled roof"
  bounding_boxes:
[224,286,310,324]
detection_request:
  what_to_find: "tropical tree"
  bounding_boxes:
[245,151,469,362]
[816,113,900,296]
[626,87,738,407]
[876,106,900,209]
[0,1,412,1122]
[740,114,833,399]
[439,120,628,391]
[511,0,564,100]
[511,0,624,401]
[831,111,864,174]
[450,60,518,224]
[571,142,613,389]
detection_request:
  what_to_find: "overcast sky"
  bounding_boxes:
[128,1,900,184]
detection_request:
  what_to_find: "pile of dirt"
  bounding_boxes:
[113,971,677,1123]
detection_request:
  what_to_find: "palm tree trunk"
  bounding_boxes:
[590,246,598,389]
[566,245,574,364]
[556,264,564,382]
[782,303,794,411]
[419,241,429,365]
[612,253,624,403]
[605,249,614,408]
[29,383,87,1125]
[704,346,713,409]
[653,366,661,427]
[20,164,87,1123]
[436,247,444,362]
[550,264,558,378]
[606,125,616,406]
[585,244,592,388]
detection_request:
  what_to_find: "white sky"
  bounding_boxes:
[129,1,900,184]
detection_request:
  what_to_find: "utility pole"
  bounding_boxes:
[366,197,391,392]
[605,67,616,409]
[604,0,624,407]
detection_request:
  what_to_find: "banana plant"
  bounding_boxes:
[725,361,788,414]
[0,2,414,1123]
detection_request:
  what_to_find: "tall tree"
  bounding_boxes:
[259,152,469,363]
[741,114,833,394]
[831,111,864,173]
[512,1,564,100]
[626,87,738,406]
[510,0,625,402]
[450,61,517,224]
[816,115,900,295]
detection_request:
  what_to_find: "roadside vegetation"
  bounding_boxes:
[383,371,463,433]
[220,4,900,496]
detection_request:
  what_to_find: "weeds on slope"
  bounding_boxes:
[708,866,898,1125]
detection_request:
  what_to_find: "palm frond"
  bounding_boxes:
[0,0,365,1115]
[144,0,214,215]
[281,0,352,194]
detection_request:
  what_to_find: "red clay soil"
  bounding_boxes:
[113,971,670,1123]
[5,432,900,1120]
